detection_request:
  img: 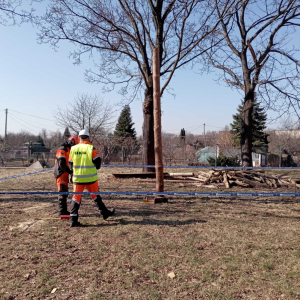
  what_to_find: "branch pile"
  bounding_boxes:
[162,170,300,189]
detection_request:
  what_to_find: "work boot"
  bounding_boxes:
[94,196,115,220]
[70,216,82,227]
[58,198,70,216]
[70,200,81,227]
[102,208,115,220]
[58,185,70,216]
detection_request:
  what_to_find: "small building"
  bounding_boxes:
[252,152,266,167]
[15,142,50,159]
[197,146,266,167]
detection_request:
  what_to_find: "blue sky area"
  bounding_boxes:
[0,15,293,137]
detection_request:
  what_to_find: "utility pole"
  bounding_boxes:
[203,123,206,147]
[5,108,8,139]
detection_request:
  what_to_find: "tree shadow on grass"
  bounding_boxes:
[0,196,57,204]
[84,217,207,227]
[80,206,187,218]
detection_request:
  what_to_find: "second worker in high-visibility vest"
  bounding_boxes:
[69,129,115,227]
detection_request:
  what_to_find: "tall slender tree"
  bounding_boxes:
[63,127,71,140]
[179,128,186,142]
[202,0,300,166]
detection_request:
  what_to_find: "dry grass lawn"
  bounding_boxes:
[1,167,300,299]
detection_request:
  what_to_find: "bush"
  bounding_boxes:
[207,155,240,167]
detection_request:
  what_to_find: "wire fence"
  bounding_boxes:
[1,136,300,168]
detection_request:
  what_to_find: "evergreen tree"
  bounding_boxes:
[114,105,137,139]
[63,127,71,140]
[230,98,269,152]
[36,135,45,146]
[179,128,186,142]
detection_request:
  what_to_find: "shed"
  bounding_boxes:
[197,146,219,164]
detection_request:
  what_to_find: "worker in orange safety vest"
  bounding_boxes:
[54,135,79,217]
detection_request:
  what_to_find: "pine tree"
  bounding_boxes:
[179,128,186,142]
[63,127,71,140]
[230,98,269,152]
[114,105,137,139]
[36,135,45,146]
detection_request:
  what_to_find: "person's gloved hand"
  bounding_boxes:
[69,174,73,184]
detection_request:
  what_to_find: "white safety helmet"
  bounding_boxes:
[79,129,90,137]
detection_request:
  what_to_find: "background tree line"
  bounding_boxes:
[1,0,300,168]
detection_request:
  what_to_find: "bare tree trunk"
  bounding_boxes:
[143,84,155,172]
[241,89,254,167]
[153,47,164,192]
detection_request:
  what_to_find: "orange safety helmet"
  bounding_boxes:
[68,135,79,146]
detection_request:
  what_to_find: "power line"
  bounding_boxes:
[8,114,40,134]
[9,112,57,131]
[8,109,56,122]
[164,123,224,133]
[206,124,224,129]
[164,124,210,132]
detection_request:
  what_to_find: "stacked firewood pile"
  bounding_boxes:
[160,170,300,189]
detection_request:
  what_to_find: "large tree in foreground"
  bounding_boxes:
[38,0,231,171]
[202,0,300,166]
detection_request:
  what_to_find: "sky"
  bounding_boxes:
[0,6,295,138]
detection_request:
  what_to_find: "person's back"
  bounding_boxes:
[70,141,98,184]
[69,129,114,227]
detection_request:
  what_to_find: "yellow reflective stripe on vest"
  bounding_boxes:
[70,143,98,183]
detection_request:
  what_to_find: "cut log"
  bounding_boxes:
[243,171,278,180]
[210,176,221,183]
[203,171,214,184]
[203,185,218,189]
[234,180,250,187]
[265,179,274,188]
[178,183,201,187]
[223,173,230,189]
[198,171,209,177]
[213,171,222,176]
[229,179,250,187]
[167,172,194,177]
[253,176,263,182]
[186,177,205,182]
[138,179,196,184]
[235,173,271,189]
[280,179,290,185]
[271,179,278,188]
[290,180,300,186]
[228,170,243,175]
[277,180,288,187]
